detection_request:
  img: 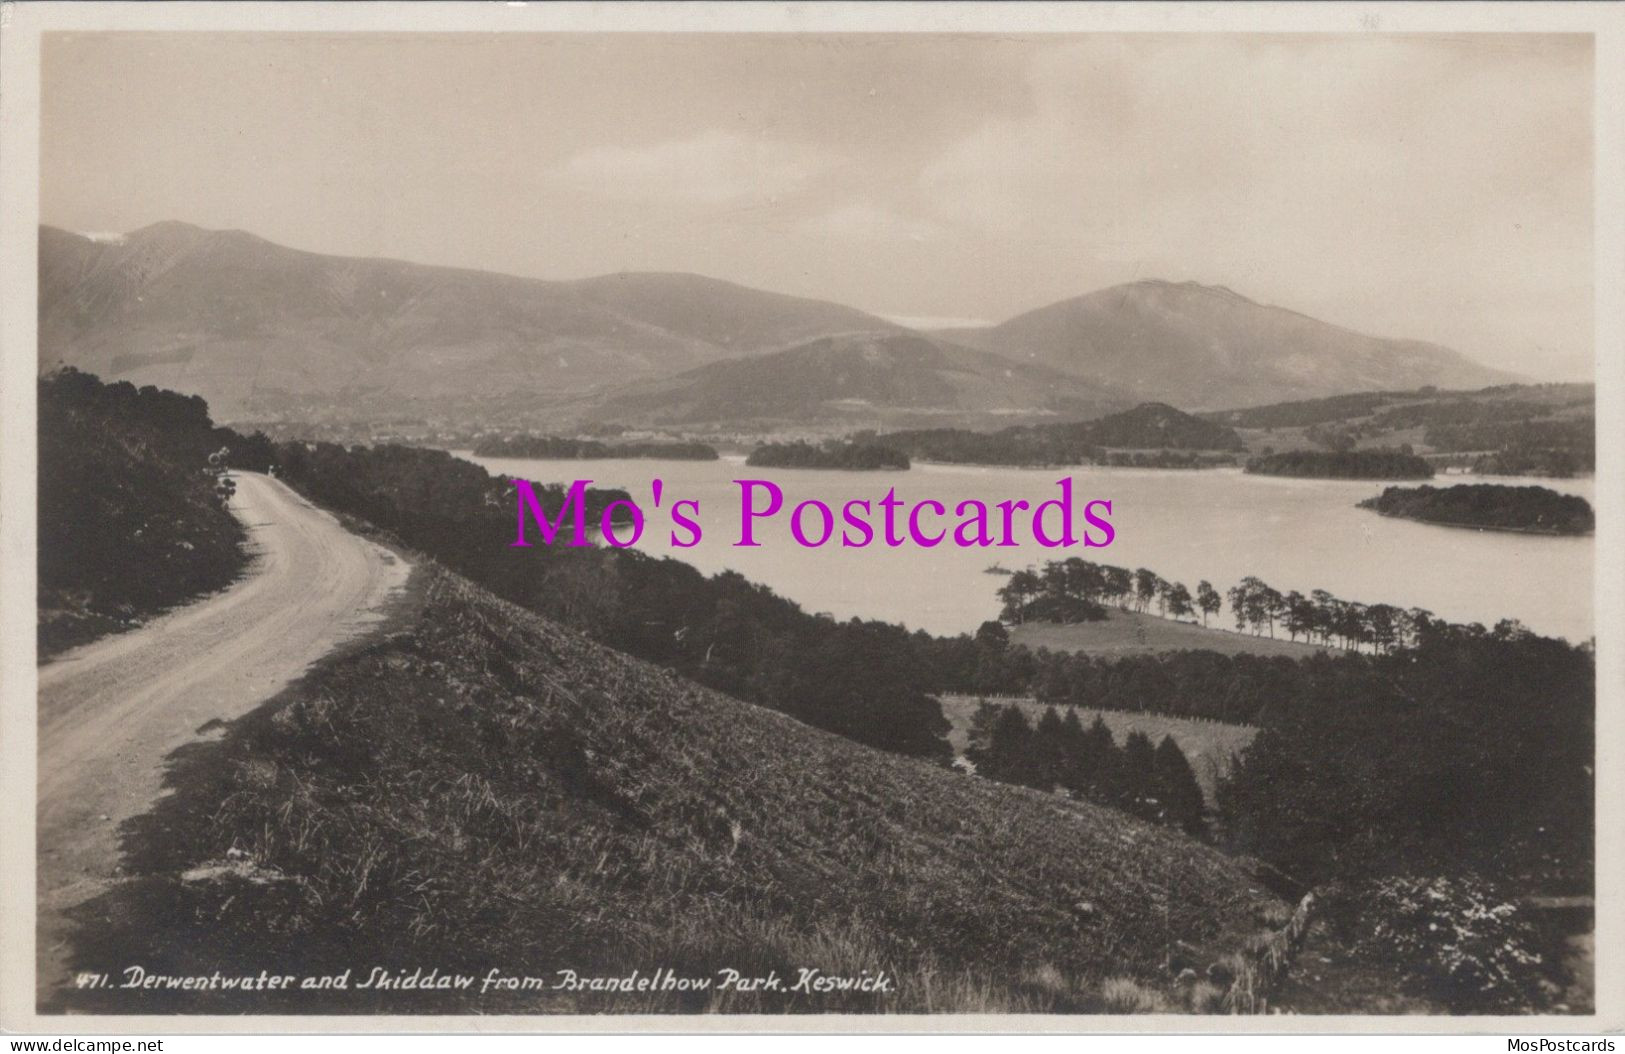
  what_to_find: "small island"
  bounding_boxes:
[472,435,718,460]
[1359,483,1594,535]
[745,439,910,471]
[1245,449,1434,480]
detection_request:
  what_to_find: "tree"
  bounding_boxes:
[1104,566,1135,609]
[1153,735,1206,835]
[974,620,1009,653]
[1134,568,1159,613]
[1165,582,1194,622]
[1283,591,1316,642]
[1119,730,1157,814]
[1196,580,1221,627]
[1081,714,1119,799]
[1226,582,1249,633]
[1032,706,1067,790]
[998,569,1042,623]
[1056,708,1088,792]
[971,705,1036,786]
[967,700,1003,755]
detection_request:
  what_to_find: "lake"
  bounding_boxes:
[462,454,1595,645]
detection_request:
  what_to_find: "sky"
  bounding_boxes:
[41,32,1594,379]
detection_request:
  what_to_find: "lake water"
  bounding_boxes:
[462,453,1595,645]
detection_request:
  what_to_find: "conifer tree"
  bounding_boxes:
[1057,707,1088,792]
[970,705,1035,787]
[1120,730,1157,814]
[1153,735,1207,835]
[1082,714,1119,799]
[1033,706,1067,790]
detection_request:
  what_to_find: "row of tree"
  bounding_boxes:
[967,703,1206,835]
[1000,556,1481,655]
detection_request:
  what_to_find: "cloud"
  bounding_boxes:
[910,36,1592,375]
[795,202,945,243]
[552,130,824,206]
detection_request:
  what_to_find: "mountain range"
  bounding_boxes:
[39,223,1519,427]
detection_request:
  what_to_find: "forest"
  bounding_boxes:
[471,435,719,460]
[1245,449,1434,479]
[1359,483,1594,535]
[744,439,910,471]
[880,402,1244,467]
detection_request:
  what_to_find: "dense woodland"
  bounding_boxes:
[968,703,1207,836]
[1245,449,1434,479]
[745,439,911,471]
[471,435,719,460]
[882,402,1244,467]
[1360,483,1594,535]
[36,370,272,655]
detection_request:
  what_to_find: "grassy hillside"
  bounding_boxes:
[37,370,257,657]
[591,331,1128,431]
[71,567,1282,1014]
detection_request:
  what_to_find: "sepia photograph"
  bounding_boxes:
[1,1,1620,1036]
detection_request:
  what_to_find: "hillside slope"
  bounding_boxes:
[943,280,1516,411]
[72,567,1280,1013]
[39,223,896,422]
[592,331,1130,430]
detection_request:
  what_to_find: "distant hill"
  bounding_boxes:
[39,223,896,422]
[1206,383,1595,477]
[941,280,1518,411]
[1080,401,1246,451]
[590,331,1131,430]
[883,401,1244,467]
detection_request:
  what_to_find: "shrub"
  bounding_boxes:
[1351,875,1553,1013]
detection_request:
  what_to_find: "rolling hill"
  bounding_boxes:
[38,223,896,422]
[590,331,1131,430]
[940,280,1518,412]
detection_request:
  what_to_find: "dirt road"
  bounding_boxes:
[36,471,412,1005]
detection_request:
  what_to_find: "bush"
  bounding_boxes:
[1350,875,1553,1013]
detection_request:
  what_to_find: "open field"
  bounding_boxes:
[1009,610,1330,659]
[937,695,1257,803]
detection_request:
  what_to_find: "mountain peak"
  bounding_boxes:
[1116,278,1258,307]
[949,280,1516,411]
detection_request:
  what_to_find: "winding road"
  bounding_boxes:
[36,471,412,1007]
